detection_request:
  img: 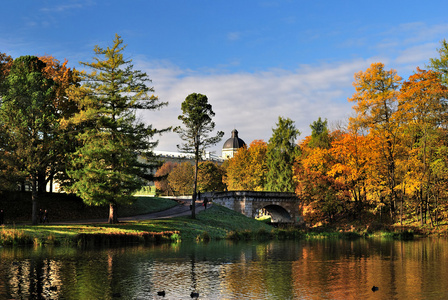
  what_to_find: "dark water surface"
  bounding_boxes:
[1,238,448,299]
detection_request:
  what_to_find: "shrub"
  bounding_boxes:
[0,228,33,245]
[226,230,241,241]
[196,231,211,242]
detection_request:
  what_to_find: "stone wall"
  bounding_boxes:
[211,191,301,223]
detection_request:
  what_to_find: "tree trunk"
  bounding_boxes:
[192,158,198,220]
[32,175,38,225]
[38,169,46,194]
[191,136,200,220]
[108,203,118,224]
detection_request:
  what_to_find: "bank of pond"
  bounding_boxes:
[0,204,425,248]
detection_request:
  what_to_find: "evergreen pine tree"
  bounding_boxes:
[67,34,168,224]
[265,117,300,192]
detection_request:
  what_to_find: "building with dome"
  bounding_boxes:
[222,129,246,159]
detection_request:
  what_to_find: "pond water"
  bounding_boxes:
[1,237,448,299]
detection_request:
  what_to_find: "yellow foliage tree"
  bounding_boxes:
[224,140,267,191]
[348,62,403,220]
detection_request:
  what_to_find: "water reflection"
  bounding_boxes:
[1,239,448,299]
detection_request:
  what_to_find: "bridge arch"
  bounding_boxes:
[257,204,292,223]
[211,191,302,224]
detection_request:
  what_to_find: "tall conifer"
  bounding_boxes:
[265,117,300,192]
[67,34,168,224]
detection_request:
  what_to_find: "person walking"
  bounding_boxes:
[38,209,43,223]
[43,209,49,223]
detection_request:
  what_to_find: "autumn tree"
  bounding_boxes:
[167,162,194,195]
[294,128,352,223]
[37,55,80,192]
[223,145,250,190]
[154,161,177,195]
[0,53,18,190]
[397,68,448,225]
[66,34,168,224]
[175,93,224,218]
[198,161,226,192]
[0,52,13,94]
[0,56,57,224]
[348,62,402,220]
[225,140,267,191]
[328,131,381,216]
[265,117,300,192]
[0,54,79,196]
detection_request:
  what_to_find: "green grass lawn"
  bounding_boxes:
[113,204,273,240]
[117,196,179,217]
[0,191,273,246]
[0,204,273,246]
[0,191,179,223]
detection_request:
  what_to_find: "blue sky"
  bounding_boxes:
[2,0,448,154]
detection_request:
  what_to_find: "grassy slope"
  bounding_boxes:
[111,204,273,240]
[0,191,178,223]
[2,205,272,245]
[0,192,272,244]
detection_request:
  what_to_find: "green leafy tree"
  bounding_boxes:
[309,117,331,149]
[175,93,224,218]
[66,34,168,224]
[428,39,448,85]
[0,54,79,195]
[0,56,57,224]
[265,116,300,192]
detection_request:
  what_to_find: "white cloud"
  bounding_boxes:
[395,43,439,68]
[136,59,370,154]
[39,0,95,13]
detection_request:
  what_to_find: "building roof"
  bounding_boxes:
[222,129,246,149]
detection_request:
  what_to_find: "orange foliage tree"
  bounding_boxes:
[397,68,448,225]
[292,50,448,226]
[38,56,80,192]
[0,52,13,88]
[154,161,177,195]
[294,133,353,223]
[0,53,17,190]
[224,140,267,191]
[348,62,403,221]
[167,162,194,195]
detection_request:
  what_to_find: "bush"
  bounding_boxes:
[226,230,253,241]
[196,231,211,242]
[0,227,33,245]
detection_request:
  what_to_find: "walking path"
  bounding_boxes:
[120,201,209,221]
[53,200,209,225]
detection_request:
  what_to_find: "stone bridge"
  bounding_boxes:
[210,191,302,224]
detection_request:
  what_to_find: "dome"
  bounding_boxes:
[222,129,246,150]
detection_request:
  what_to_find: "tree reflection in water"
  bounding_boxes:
[1,239,448,299]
